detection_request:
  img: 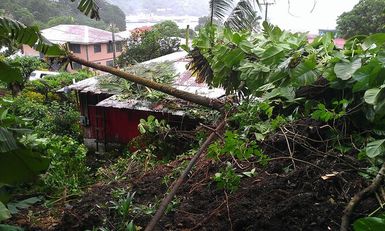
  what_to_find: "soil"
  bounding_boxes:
[8,120,378,230]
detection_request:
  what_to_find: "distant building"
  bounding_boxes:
[22,24,126,71]
[307,34,345,49]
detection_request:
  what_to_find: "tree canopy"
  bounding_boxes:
[0,0,126,31]
[336,0,385,38]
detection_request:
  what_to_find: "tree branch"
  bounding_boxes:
[144,119,227,231]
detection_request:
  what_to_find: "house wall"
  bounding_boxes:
[21,45,40,57]
[78,92,198,151]
[22,42,123,71]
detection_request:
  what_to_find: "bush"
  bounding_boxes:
[20,91,45,103]
[40,135,89,195]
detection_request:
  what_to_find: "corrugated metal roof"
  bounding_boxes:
[42,25,125,45]
[59,51,225,112]
[96,95,186,116]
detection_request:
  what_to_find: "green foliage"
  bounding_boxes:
[208,130,268,163]
[138,116,170,134]
[354,215,385,231]
[0,201,11,221]
[213,162,241,192]
[117,22,181,66]
[99,61,177,101]
[336,0,385,38]
[41,135,89,195]
[311,100,348,122]
[0,0,125,31]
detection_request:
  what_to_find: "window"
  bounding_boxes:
[115,42,122,52]
[94,44,101,53]
[69,44,81,53]
[72,62,82,70]
[106,60,114,67]
[107,42,113,53]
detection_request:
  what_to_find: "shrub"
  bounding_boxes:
[20,90,45,103]
[40,135,89,195]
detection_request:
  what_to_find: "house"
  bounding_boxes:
[22,24,126,70]
[307,34,345,48]
[59,51,225,152]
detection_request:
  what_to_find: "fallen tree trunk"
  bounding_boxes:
[68,54,224,111]
[144,119,227,231]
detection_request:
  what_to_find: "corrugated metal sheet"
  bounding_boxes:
[42,25,125,44]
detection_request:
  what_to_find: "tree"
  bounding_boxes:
[209,0,261,32]
[336,0,385,38]
[117,22,181,66]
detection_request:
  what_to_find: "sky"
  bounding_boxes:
[267,0,360,34]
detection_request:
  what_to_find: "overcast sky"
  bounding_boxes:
[266,0,360,34]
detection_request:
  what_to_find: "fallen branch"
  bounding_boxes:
[144,119,227,231]
[340,161,385,231]
[68,54,224,111]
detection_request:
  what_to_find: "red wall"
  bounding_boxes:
[79,93,198,146]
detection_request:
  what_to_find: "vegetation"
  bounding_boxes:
[3,1,385,230]
[117,21,181,66]
[336,0,385,38]
[0,0,126,31]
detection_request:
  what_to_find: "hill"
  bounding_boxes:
[105,0,209,16]
[0,0,126,31]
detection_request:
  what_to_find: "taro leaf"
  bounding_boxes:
[0,61,22,84]
[352,60,382,92]
[364,88,381,105]
[0,201,10,222]
[334,58,362,80]
[353,216,385,231]
[290,55,318,87]
[362,33,385,50]
[366,139,385,158]
[0,224,23,231]
[0,149,50,185]
[7,197,41,214]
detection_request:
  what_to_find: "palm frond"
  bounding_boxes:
[209,0,236,24]
[225,0,261,32]
[72,0,100,20]
[187,48,214,84]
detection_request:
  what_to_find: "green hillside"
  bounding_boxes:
[0,0,126,31]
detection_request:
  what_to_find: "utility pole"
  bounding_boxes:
[260,1,275,22]
[110,23,117,67]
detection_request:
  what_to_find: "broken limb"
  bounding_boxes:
[144,119,227,231]
[340,161,385,231]
[68,54,224,111]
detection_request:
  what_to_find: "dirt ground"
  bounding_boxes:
[9,120,377,230]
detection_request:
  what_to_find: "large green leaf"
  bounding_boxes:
[334,58,362,80]
[366,139,385,158]
[353,217,385,231]
[362,33,385,50]
[290,55,318,86]
[364,88,381,105]
[0,224,23,231]
[0,149,49,185]
[352,59,382,92]
[7,197,41,214]
[0,201,10,222]
[0,62,22,84]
